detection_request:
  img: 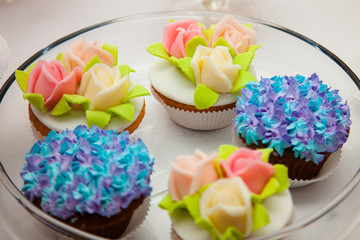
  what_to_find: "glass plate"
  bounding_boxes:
[0,11,360,240]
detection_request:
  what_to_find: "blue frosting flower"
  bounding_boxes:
[20,125,154,220]
[233,73,351,164]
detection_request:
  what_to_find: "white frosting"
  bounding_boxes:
[148,59,256,106]
[171,189,293,240]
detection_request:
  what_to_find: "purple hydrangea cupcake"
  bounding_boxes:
[21,125,154,238]
[233,73,351,181]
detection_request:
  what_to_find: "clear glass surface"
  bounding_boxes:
[0,11,359,240]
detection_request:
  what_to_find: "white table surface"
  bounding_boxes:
[0,0,359,239]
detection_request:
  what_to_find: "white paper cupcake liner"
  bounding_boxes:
[152,90,235,130]
[231,129,342,188]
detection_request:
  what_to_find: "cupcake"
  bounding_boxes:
[20,125,154,238]
[147,15,260,130]
[15,37,150,136]
[159,145,293,239]
[233,73,351,182]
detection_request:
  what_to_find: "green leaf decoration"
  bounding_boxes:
[213,37,236,58]
[247,44,262,53]
[56,52,66,68]
[252,177,280,204]
[196,218,219,240]
[183,193,201,219]
[83,55,102,73]
[15,70,29,93]
[252,203,270,232]
[244,23,254,29]
[218,144,238,159]
[118,64,135,77]
[273,164,290,193]
[233,52,255,71]
[257,148,274,162]
[107,102,135,122]
[146,43,170,60]
[123,85,150,103]
[102,43,118,66]
[231,70,257,94]
[159,193,175,211]
[177,57,196,84]
[185,36,208,58]
[169,56,180,68]
[50,94,90,116]
[23,93,47,113]
[221,227,244,240]
[203,27,214,42]
[86,110,111,129]
[194,84,219,110]
[25,62,38,74]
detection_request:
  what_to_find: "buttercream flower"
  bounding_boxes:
[200,177,253,237]
[220,148,274,194]
[211,15,257,55]
[77,63,129,111]
[163,18,209,59]
[26,60,82,110]
[168,150,219,201]
[191,45,241,93]
[63,37,115,71]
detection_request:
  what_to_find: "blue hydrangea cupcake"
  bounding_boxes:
[20,125,154,238]
[233,73,351,181]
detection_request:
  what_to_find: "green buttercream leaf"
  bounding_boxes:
[15,70,28,93]
[196,218,219,240]
[183,193,201,219]
[194,84,219,110]
[118,64,135,77]
[233,52,255,71]
[159,193,175,211]
[257,148,274,163]
[247,44,262,53]
[123,85,150,103]
[221,227,244,240]
[107,102,135,122]
[169,201,187,217]
[169,56,180,68]
[56,52,65,67]
[197,22,206,29]
[86,110,111,129]
[213,37,236,58]
[83,55,102,73]
[273,164,290,193]
[252,177,280,204]
[252,203,270,231]
[146,43,170,60]
[218,144,238,159]
[50,94,90,116]
[185,36,208,58]
[25,62,37,74]
[231,70,257,94]
[23,93,47,113]
[244,23,253,29]
[102,43,118,66]
[203,27,214,42]
[177,57,196,84]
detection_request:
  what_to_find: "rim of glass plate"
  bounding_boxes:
[0,10,359,240]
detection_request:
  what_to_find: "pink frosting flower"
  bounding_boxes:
[163,18,209,59]
[211,15,257,55]
[220,148,274,194]
[168,150,219,201]
[63,37,115,71]
[27,60,82,110]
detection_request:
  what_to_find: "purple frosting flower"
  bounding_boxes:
[20,125,154,219]
[233,73,351,164]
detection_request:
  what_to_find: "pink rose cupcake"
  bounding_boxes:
[160,145,294,239]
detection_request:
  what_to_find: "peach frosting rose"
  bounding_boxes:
[77,63,129,111]
[211,15,257,55]
[191,45,241,93]
[168,150,219,201]
[63,37,115,72]
[27,60,82,110]
[220,148,275,194]
[200,177,253,237]
[162,18,209,59]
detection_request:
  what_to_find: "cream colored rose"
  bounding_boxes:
[77,63,129,111]
[191,45,240,93]
[200,177,253,237]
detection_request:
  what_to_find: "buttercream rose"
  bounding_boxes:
[63,37,115,72]
[211,15,257,55]
[27,60,82,110]
[191,45,241,93]
[77,63,129,111]
[220,148,275,194]
[200,177,253,237]
[168,150,219,201]
[163,18,209,59]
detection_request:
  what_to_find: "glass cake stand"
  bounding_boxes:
[0,11,359,240]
